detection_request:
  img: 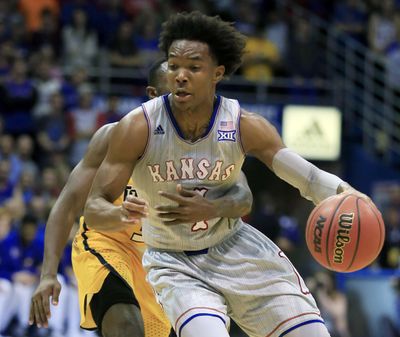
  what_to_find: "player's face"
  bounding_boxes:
[167,40,224,108]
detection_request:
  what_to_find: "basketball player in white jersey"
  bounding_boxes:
[29,59,253,337]
[84,11,369,337]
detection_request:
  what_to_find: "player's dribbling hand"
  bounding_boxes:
[29,275,61,328]
[155,184,217,225]
[121,195,149,223]
[337,182,375,208]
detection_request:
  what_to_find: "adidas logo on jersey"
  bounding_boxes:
[154,125,165,135]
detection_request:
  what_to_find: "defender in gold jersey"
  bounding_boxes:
[29,60,253,337]
[29,60,172,337]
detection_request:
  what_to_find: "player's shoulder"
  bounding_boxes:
[89,122,118,149]
[94,122,117,138]
[112,105,146,133]
[110,106,149,145]
[239,108,277,137]
[239,108,264,123]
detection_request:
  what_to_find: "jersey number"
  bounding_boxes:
[124,185,144,243]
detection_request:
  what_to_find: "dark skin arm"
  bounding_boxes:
[29,124,115,328]
[155,171,252,225]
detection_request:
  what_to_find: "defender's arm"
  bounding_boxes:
[156,171,253,225]
[211,171,253,217]
[30,124,114,327]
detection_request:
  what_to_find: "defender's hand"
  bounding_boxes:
[155,184,217,225]
[29,275,61,328]
[121,195,149,223]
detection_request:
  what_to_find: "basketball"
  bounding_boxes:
[305,193,385,273]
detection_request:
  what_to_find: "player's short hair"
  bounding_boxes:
[159,11,246,77]
[147,58,167,87]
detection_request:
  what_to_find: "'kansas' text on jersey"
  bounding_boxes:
[131,95,245,250]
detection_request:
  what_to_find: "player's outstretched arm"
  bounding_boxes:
[29,124,114,328]
[84,108,149,230]
[156,171,252,225]
[239,110,358,205]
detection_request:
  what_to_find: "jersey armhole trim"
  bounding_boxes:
[237,106,246,156]
[137,104,151,162]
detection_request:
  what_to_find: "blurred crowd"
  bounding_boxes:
[0,1,399,337]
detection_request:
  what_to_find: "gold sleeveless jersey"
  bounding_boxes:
[72,179,171,336]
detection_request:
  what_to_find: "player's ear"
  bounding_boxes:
[146,86,158,99]
[214,65,225,83]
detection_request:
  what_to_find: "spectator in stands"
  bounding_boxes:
[11,214,43,337]
[61,66,89,111]
[385,39,400,89]
[16,134,38,178]
[0,58,37,135]
[0,159,25,220]
[368,0,400,54]
[333,0,368,44]
[97,95,122,126]
[0,41,11,82]
[30,44,63,83]
[40,166,62,206]
[18,0,59,34]
[276,214,300,257]
[67,84,102,166]
[98,0,128,47]
[122,0,159,18]
[0,0,19,36]
[32,59,61,119]
[293,0,334,20]
[61,8,98,71]
[133,9,162,68]
[379,205,400,268]
[287,15,324,80]
[381,276,400,337]
[367,0,382,12]
[108,20,142,68]
[264,8,289,61]
[30,8,61,56]
[19,169,36,206]
[0,134,22,185]
[250,191,300,258]
[250,191,282,243]
[8,14,31,58]
[241,22,281,82]
[308,271,352,337]
[0,207,19,336]
[60,0,99,29]
[37,92,70,166]
[233,0,258,35]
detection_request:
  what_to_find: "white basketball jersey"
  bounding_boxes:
[132,94,246,250]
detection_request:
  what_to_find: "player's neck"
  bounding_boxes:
[172,96,216,142]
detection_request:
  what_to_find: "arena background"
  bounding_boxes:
[0,1,399,337]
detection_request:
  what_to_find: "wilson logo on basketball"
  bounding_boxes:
[333,213,354,263]
[313,215,326,253]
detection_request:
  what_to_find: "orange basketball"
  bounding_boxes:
[305,193,385,272]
